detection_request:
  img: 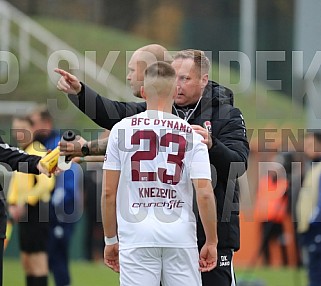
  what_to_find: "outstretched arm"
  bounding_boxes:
[59,135,109,157]
[55,68,147,129]
[1,136,40,174]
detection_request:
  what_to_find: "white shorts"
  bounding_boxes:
[119,247,201,286]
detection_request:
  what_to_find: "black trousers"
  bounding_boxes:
[159,247,236,286]
[199,247,236,286]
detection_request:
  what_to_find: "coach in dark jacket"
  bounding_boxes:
[0,135,43,286]
[57,47,249,286]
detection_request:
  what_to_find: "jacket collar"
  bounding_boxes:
[172,80,234,120]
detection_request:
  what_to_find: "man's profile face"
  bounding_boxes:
[171,58,205,107]
[29,113,43,132]
[126,52,146,98]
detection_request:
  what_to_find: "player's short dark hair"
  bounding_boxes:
[174,49,211,76]
[31,104,52,122]
[144,61,176,79]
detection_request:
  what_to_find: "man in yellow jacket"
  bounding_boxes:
[7,116,55,286]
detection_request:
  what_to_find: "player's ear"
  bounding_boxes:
[141,86,146,100]
[201,74,209,89]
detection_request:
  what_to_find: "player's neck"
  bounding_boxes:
[146,102,172,114]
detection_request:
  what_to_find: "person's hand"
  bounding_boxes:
[104,243,120,273]
[54,68,82,95]
[199,243,217,272]
[191,124,213,149]
[58,136,87,158]
[37,149,65,176]
[37,160,51,177]
[53,166,64,176]
[37,160,62,177]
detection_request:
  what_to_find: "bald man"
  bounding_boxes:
[55,44,171,157]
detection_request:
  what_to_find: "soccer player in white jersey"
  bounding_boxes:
[101,61,218,286]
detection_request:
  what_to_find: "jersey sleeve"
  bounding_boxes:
[189,135,212,180]
[102,124,121,170]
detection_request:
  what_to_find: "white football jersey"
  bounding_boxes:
[103,110,211,250]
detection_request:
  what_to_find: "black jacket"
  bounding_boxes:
[70,80,249,251]
[0,136,41,239]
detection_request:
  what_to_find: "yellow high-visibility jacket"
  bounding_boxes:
[7,142,55,206]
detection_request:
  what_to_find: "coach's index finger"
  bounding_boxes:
[54,67,66,76]
[55,68,74,81]
[54,68,76,80]
[54,68,82,94]
[54,67,70,76]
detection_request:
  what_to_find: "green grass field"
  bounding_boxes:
[3,258,307,286]
[3,258,119,286]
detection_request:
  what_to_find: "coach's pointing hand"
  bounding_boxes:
[55,68,82,95]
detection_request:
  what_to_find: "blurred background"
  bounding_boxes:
[1,0,321,285]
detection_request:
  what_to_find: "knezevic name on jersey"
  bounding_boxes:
[134,187,184,210]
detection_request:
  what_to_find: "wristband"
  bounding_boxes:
[104,235,118,246]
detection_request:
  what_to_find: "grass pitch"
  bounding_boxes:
[3,258,307,286]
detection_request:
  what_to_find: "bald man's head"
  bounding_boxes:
[137,44,172,63]
[127,44,172,98]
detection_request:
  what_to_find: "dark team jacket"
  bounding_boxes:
[69,80,250,251]
[0,136,41,239]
